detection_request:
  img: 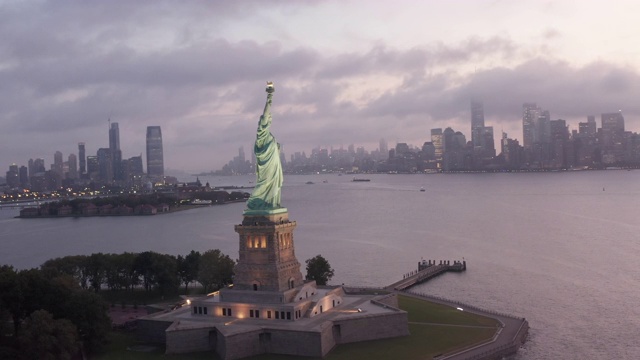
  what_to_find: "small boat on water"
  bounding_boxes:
[306,181,314,185]
[191,199,212,205]
[420,187,426,192]
[352,177,370,182]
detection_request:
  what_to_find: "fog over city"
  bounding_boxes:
[3,0,640,172]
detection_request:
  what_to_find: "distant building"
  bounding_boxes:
[78,142,86,175]
[97,148,113,183]
[67,154,78,180]
[53,151,64,178]
[146,126,164,177]
[522,103,539,151]
[578,116,597,136]
[601,112,625,164]
[5,164,19,188]
[430,128,443,162]
[19,166,29,188]
[86,156,99,180]
[379,138,388,160]
[109,122,122,181]
[471,101,485,149]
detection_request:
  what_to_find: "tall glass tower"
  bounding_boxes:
[78,142,86,175]
[109,122,122,181]
[146,126,164,177]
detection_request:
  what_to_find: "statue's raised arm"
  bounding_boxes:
[245,82,285,213]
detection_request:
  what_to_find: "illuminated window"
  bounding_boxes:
[260,236,266,248]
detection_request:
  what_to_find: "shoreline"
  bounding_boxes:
[15,199,247,219]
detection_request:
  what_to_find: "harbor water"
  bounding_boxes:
[1,171,639,359]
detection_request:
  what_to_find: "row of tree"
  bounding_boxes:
[0,265,111,358]
[0,250,334,359]
[40,249,235,295]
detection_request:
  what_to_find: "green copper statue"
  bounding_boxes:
[245,82,284,213]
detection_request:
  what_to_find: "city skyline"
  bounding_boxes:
[3,1,640,172]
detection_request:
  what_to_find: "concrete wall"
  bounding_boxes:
[165,324,216,354]
[334,312,410,344]
[218,328,265,360]
[374,293,399,308]
[136,319,173,343]
[217,327,328,360]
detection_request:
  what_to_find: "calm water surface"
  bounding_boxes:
[1,171,639,359]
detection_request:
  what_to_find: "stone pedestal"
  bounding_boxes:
[232,209,304,293]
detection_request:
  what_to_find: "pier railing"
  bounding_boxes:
[404,290,524,321]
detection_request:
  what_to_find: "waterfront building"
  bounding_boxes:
[471,100,485,150]
[522,103,539,152]
[579,116,597,136]
[146,126,164,178]
[5,164,19,188]
[431,128,443,162]
[531,110,550,167]
[379,138,388,160]
[601,112,625,164]
[549,119,569,168]
[19,165,29,188]
[44,169,61,190]
[122,155,144,186]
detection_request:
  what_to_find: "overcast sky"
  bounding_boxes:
[3,0,640,174]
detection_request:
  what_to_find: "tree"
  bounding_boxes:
[197,249,234,293]
[86,253,107,292]
[305,255,335,286]
[177,250,200,293]
[18,310,79,360]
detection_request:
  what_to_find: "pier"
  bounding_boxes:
[381,258,528,360]
[386,259,467,291]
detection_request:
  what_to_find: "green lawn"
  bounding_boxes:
[95,294,499,360]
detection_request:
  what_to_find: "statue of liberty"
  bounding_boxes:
[245,82,285,213]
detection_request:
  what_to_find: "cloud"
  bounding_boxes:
[2,1,640,173]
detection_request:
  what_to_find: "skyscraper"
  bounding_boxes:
[379,138,388,160]
[601,112,625,163]
[109,122,120,151]
[430,128,443,161]
[67,154,78,180]
[109,122,122,181]
[471,101,485,149]
[78,142,86,175]
[53,151,63,178]
[522,103,539,151]
[146,126,164,177]
[97,148,113,183]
